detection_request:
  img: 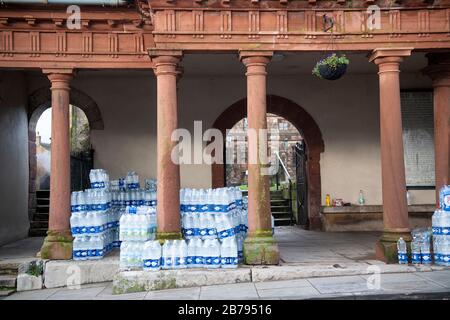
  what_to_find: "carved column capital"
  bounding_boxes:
[239,51,273,76]
[148,49,183,76]
[43,69,73,91]
[369,48,412,75]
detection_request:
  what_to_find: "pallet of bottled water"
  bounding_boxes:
[125,237,240,271]
[398,185,450,266]
[180,187,248,262]
[71,169,120,261]
[431,185,450,266]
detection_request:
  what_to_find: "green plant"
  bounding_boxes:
[312,53,350,79]
[26,261,44,277]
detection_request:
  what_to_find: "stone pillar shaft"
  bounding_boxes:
[243,55,272,234]
[369,48,412,263]
[152,53,182,240]
[40,70,74,260]
[377,57,410,232]
[425,53,450,204]
[240,51,279,265]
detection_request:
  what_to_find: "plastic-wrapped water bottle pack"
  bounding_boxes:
[398,185,450,266]
[71,169,119,261]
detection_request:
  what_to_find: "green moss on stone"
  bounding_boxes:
[113,279,146,295]
[244,235,280,265]
[153,277,177,291]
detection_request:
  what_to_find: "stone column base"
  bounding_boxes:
[156,231,182,244]
[39,230,73,260]
[243,230,280,265]
[375,229,411,264]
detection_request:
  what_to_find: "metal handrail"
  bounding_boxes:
[273,151,294,225]
[274,151,291,182]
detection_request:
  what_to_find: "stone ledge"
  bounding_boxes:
[321,204,435,214]
[111,262,448,294]
[43,251,119,289]
[113,268,252,294]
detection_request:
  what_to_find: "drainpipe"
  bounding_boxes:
[0,0,128,6]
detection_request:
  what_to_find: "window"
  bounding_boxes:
[401,91,435,188]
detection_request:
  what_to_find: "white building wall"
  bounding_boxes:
[0,71,30,245]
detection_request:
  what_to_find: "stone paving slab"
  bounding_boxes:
[199,282,259,300]
[113,268,252,294]
[4,269,450,300]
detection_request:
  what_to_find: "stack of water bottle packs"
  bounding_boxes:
[178,187,248,269]
[120,187,249,271]
[71,169,120,260]
[397,185,450,266]
[71,170,158,261]
[114,172,159,270]
[431,185,450,266]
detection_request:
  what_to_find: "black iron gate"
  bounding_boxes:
[70,149,94,191]
[294,141,308,227]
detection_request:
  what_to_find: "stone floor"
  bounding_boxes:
[0,237,44,269]
[275,226,379,264]
[3,270,450,300]
[0,237,43,264]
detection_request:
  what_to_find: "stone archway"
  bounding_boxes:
[27,86,104,221]
[211,95,324,230]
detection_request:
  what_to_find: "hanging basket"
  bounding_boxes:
[312,53,349,81]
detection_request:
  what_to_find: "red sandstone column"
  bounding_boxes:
[40,69,74,260]
[424,53,450,205]
[369,48,412,263]
[149,50,183,240]
[240,51,279,265]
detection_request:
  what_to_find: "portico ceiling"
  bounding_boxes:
[180,51,428,76]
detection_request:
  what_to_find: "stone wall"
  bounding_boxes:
[0,71,30,245]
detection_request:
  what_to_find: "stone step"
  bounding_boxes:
[31,221,48,229]
[0,289,15,297]
[0,275,17,288]
[270,198,289,203]
[274,217,292,226]
[0,262,20,276]
[29,228,47,237]
[36,205,49,214]
[270,205,291,212]
[36,198,50,205]
[33,213,49,221]
[36,190,50,197]
[272,211,292,217]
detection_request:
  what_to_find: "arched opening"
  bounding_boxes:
[211,95,324,230]
[225,113,303,188]
[28,86,104,236]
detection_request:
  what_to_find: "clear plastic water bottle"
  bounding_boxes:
[142,241,159,271]
[194,238,204,268]
[411,238,421,265]
[178,240,188,269]
[73,237,82,261]
[80,236,89,261]
[120,242,129,270]
[186,239,196,268]
[220,237,238,268]
[397,237,408,264]
[442,237,450,266]
[420,240,431,264]
[208,239,221,269]
[440,185,450,211]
